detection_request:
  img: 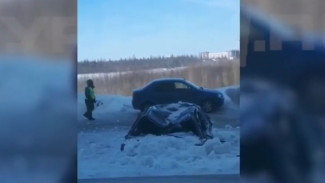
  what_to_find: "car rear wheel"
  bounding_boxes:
[201,100,215,113]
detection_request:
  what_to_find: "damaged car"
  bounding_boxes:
[121,102,214,151]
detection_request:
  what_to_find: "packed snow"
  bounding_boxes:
[78,127,239,179]
[78,86,239,179]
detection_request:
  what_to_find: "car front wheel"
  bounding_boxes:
[201,100,215,113]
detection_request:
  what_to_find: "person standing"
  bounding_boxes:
[83,79,96,120]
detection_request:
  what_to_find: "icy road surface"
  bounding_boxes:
[77,86,239,130]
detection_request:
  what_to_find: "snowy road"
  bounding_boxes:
[78,86,239,131]
[78,86,239,179]
[77,110,238,132]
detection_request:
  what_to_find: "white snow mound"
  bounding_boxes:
[78,127,239,179]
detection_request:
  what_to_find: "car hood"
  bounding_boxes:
[202,88,224,96]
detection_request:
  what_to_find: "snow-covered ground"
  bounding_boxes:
[78,67,186,80]
[78,127,239,179]
[78,86,239,179]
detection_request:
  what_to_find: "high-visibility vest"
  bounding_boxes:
[89,87,95,100]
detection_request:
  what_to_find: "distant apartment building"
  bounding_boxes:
[200,50,240,61]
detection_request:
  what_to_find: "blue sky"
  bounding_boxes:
[78,0,239,61]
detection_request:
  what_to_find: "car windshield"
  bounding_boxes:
[185,80,201,89]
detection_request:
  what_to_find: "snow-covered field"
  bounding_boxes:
[78,67,186,80]
[78,86,239,179]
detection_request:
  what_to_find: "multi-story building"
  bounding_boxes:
[200,50,240,61]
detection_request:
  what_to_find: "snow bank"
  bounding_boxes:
[78,127,239,179]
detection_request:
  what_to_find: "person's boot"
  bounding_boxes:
[89,114,95,120]
[83,112,91,120]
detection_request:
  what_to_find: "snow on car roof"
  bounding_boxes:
[151,77,186,82]
[141,78,186,88]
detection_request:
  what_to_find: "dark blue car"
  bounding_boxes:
[132,78,224,113]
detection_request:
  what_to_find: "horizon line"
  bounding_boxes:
[78,49,240,62]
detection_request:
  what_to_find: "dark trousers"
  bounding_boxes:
[84,99,94,119]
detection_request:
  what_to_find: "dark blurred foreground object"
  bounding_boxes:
[121,102,214,151]
[0,0,77,182]
[241,80,325,183]
[241,3,325,183]
[0,59,77,183]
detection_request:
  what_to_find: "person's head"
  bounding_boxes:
[86,79,94,88]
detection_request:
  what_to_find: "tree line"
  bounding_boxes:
[78,60,239,96]
[78,55,202,74]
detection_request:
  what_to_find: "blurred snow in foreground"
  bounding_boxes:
[78,127,239,179]
[0,57,76,183]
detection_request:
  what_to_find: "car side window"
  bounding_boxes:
[174,82,190,90]
[153,82,174,92]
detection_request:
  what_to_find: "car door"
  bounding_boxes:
[172,81,196,103]
[151,81,176,104]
